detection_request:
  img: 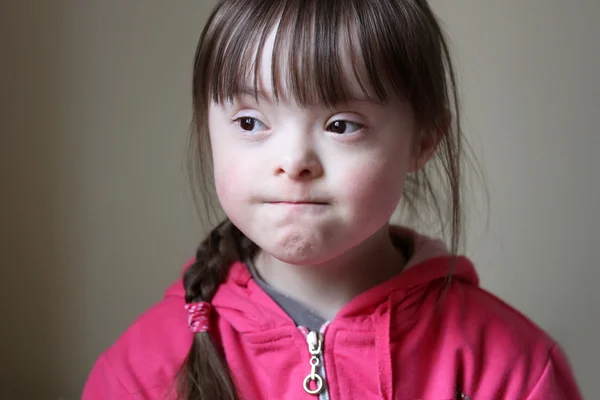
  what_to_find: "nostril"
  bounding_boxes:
[298,169,312,178]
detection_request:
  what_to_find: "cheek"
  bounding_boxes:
[212,144,264,216]
[209,132,249,204]
[214,165,236,200]
[213,160,248,207]
[348,163,405,206]
[339,146,412,213]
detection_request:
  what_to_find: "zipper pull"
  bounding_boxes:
[303,331,324,395]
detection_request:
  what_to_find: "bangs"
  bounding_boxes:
[194,0,435,110]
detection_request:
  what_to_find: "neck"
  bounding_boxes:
[253,224,406,321]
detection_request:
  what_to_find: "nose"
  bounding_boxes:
[274,139,324,180]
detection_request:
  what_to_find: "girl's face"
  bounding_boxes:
[208,32,422,265]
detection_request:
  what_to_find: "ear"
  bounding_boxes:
[408,112,450,173]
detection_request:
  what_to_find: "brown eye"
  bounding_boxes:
[235,117,266,132]
[326,120,362,134]
[241,117,255,130]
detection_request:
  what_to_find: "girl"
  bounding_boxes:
[83,0,582,399]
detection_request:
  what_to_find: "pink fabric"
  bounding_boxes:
[184,302,212,333]
[82,228,582,399]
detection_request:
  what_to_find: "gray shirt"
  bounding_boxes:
[246,259,327,331]
[245,234,412,332]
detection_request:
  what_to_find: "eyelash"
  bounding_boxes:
[326,120,364,135]
[233,117,267,133]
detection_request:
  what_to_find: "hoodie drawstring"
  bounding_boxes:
[375,296,394,399]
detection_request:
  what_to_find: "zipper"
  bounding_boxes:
[299,326,468,400]
[301,326,330,400]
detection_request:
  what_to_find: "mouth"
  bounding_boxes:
[261,200,330,216]
[267,201,329,205]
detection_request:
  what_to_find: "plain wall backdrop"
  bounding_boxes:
[1,1,598,399]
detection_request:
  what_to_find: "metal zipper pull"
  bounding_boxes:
[303,331,324,395]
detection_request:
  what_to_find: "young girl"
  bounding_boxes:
[83,0,582,398]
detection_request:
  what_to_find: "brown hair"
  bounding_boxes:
[178,0,470,398]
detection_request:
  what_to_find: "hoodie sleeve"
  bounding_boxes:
[525,345,583,400]
[82,355,133,400]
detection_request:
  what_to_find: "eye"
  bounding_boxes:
[234,117,267,132]
[326,120,363,134]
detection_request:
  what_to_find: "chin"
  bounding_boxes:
[259,235,335,266]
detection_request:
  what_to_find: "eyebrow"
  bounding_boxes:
[233,87,274,103]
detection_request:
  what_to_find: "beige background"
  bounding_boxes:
[1,1,597,399]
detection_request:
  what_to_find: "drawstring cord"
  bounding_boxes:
[375,296,394,399]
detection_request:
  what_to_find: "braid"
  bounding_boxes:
[184,219,242,303]
[177,218,255,400]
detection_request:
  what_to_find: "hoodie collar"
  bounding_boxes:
[165,226,479,333]
[209,225,478,331]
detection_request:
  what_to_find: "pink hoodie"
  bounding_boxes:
[83,229,582,399]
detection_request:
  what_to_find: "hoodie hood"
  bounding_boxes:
[186,225,480,334]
